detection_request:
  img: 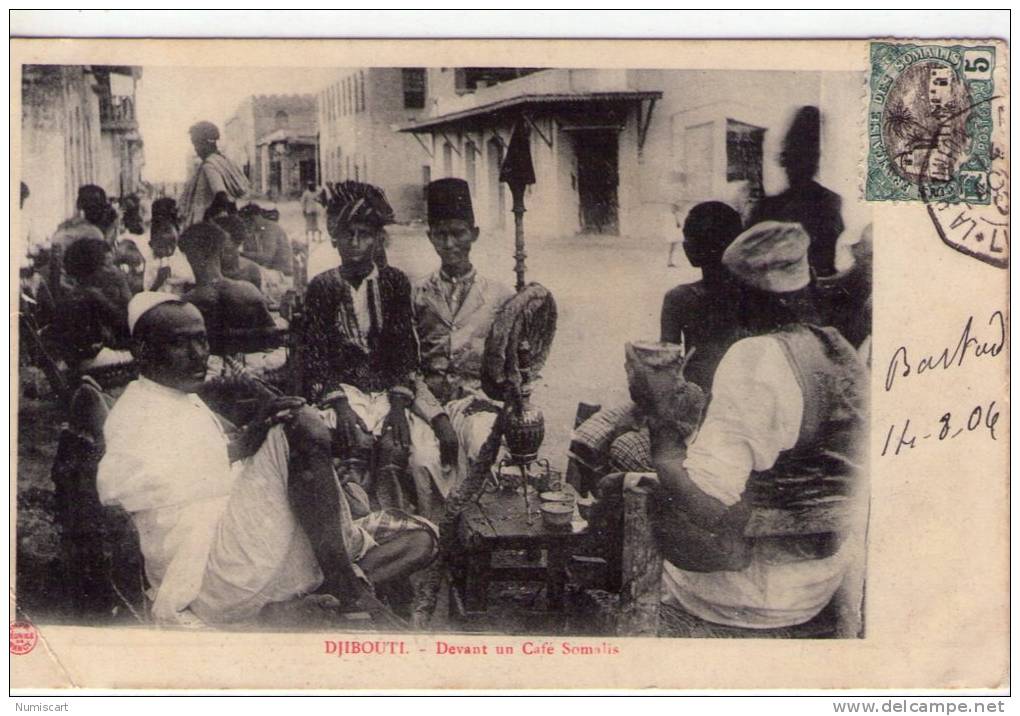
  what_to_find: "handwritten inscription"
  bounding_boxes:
[881,401,1000,458]
[885,310,1005,392]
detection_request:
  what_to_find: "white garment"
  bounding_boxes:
[445,392,501,487]
[97,377,368,625]
[326,384,453,508]
[97,377,239,621]
[139,240,195,295]
[350,265,379,341]
[661,335,849,629]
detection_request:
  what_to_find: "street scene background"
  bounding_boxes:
[17,63,867,629]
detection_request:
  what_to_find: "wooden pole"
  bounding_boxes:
[510,183,527,292]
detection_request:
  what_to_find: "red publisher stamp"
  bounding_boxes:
[10,621,38,655]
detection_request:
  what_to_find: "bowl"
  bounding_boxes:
[539,491,574,505]
[540,502,574,529]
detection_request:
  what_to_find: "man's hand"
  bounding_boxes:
[595,472,626,499]
[628,361,707,440]
[382,395,411,450]
[329,395,371,455]
[229,395,306,461]
[150,265,172,291]
[431,413,459,467]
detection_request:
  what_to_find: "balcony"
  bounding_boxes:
[99,95,138,132]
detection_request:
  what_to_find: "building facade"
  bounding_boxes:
[400,68,867,246]
[221,94,317,199]
[20,64,144,248]
[316,68,430,222]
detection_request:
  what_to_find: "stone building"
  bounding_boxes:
[399,68,867,246]
[20,64,144,247]
[316,68,430,222]
[221,94,318,199]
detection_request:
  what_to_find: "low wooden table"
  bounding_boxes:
[451,483,591,622]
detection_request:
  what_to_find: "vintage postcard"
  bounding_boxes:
[10,36,1009,691]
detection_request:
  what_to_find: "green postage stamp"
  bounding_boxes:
[867,42,997,204]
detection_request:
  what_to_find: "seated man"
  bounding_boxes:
[238,203,293,305]
[660,201,745,391]
[143,199,194,294]
[53,237,134,366]
[177,222,278,356]
[411,178,514,516]
[571,201,745,480]
[214,214,264,291]
[300,181,439,514]
[238,203,294,276]
[624,222,866,633]
[97,293,437,626]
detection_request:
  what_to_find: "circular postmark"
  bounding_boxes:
[10,620,38,655]
[920,101,1009,269]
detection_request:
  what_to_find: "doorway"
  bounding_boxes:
[299,158,317,188]
[269,159,282,198]
[573,129,619,234]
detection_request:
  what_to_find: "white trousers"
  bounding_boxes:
[325,384,451,522]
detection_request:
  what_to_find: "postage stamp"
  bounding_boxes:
[867,42,997,204]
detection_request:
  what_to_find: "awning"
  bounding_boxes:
[397,91,662,134]
[256,129,317,146]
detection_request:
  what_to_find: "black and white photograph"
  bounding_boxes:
[10,25,1008,694]
[16,62,873,639]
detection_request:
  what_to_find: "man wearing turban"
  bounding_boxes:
[179,121,250,229]
[611,221,867,635]
[300,181,440,518]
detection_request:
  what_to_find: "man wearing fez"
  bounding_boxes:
[98,292,437,626]
[614,221,866,634]
[411,179,514,513]
[300,182,440,514]
[748,106,845,277]
[180,121,250,229]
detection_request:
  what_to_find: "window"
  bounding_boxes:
[726,119,765,200]
[358,71,366,112]
[275,110,289,129]
[402,68,426,109]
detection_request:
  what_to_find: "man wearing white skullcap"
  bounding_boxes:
[98,294,437,627]
[616,220,868,634]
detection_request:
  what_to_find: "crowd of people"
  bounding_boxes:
[19,104,872,636]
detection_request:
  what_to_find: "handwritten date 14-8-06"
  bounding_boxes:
[881,401,1000,458]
